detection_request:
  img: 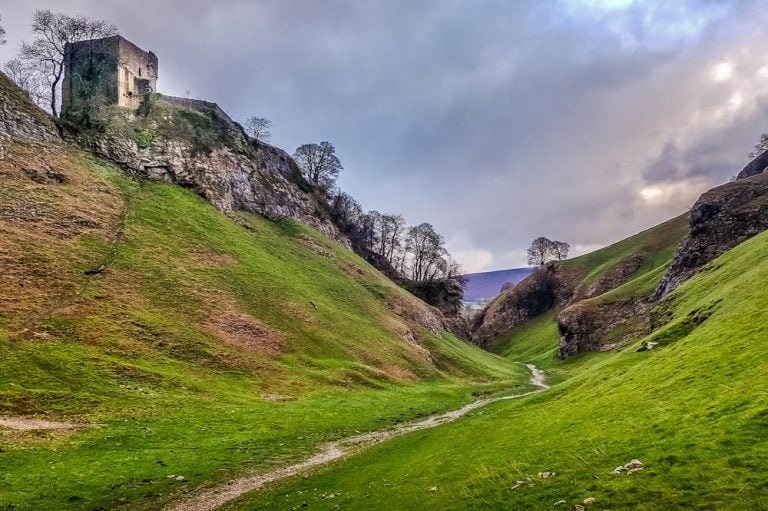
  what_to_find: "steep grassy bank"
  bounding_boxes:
[233,225,768,510]
[486,214,689,365]
[0,140,526,510]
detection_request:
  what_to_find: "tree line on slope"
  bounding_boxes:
[2,9,462,293]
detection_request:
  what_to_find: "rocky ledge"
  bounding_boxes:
[71,95,347,245]
[654,171,768,298]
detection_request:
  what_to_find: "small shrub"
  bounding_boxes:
[133,127,156,149]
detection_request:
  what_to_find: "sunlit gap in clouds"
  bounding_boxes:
[556,0,731,49]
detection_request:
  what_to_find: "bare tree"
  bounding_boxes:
[358,211,379,252]
[379,213,406,261]
[364,210,382,251]
[293,141,343,189]
[405,223,448,282]
[328,191,374,248]
[527,237,553,266]
[16,10,117,117]
[552,240,570,261]
[245,116,272,144]
[0,15,6,45]
[329,191,363,230]
[4,59,49,107]
[749,133,768,159]
[527,237,569,265]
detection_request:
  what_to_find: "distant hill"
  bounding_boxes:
[462,267,534,302]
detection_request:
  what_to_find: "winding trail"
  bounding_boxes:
[168,363,550,511]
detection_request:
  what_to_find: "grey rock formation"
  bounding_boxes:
[472,263,575,346]
[654,172,768,298]
[0,72,59,144]
[75,96,348,245]
[736,147,768,179]
[557,297,649,358]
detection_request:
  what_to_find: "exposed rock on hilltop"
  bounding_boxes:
[0,72,59,143]
[736,147,768,179]
[472,263,576,346]
[480,149,768,359]
[558,297,649,358]
[70,95,346,244]
[473,216,689,357]
[655,172,768,298]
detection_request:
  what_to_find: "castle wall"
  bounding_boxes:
[62,36,120,116]
[116,37,158,109]
[62,35,158,117]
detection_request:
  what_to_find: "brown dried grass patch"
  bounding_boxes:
[204,310,286,357]
[191,249,239,267]
[379,365,419,382]
[0,143,124,332]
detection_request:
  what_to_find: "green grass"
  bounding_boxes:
[232,226,768,510]
[487,214,689,361]
[0,151,528,510]
[562,214,688,287]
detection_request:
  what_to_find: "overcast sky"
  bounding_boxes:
[3,0,768,272]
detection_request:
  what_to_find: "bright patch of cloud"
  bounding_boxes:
[452,249,494,273]
[562,0,633,12]
[555,0,730,48]
[712,62,734,81]
[639,179,711,207]
[727,91,744,111]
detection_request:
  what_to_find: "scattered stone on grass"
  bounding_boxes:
[612,458,644,475]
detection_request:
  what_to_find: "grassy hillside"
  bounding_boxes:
[562,214,688,289]
[487,214,689,365]
[0,138,527,510]
[233,222,768,510]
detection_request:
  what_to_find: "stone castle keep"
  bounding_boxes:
[62,35,158,116]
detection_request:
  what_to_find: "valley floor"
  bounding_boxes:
[0,140,530,511]
[224,230,768,510]
[169,364,549,511]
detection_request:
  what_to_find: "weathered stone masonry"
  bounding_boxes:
[62,35,157,117]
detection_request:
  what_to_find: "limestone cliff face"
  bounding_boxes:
[557,297,649,358]
[736,147,768,179]
[472,263,575,346]
[654,172,768,298]
[473,215,688,357]
[559,162,768,357]
[0,72,59,144]
[72,96,347,245]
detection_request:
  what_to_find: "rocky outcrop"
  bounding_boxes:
[572,254,644,301]
[654,172,768,298]
[472,263,575,346]
[71,95,347,245]
[558,297,649,358]
[736,147,768,179]
[0,72,59,144]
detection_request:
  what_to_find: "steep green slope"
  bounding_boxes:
[562,214,688,289]
[0,136,526,510]
[234,224,768,510]
[487,214,689,364]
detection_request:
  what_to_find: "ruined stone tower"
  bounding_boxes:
[62,35,157,117]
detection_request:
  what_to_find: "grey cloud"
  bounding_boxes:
[2,0,768,271]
